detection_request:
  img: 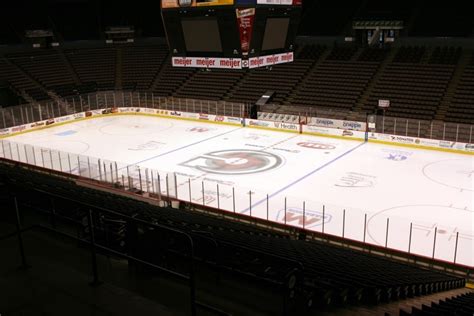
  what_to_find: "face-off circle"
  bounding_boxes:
[423,159,474,192]
[367,204,473,247]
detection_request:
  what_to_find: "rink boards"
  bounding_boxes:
[0,108,473,267]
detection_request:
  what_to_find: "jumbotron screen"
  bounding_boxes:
[161,0,302,68]
[181,18,223,52]
[261,17,290,51]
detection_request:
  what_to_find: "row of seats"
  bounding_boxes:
[0,163,466,309]
[122,45,169,91]
[429,46,462,65]
[1,44,473,126]
[64,48,116,90]
[446,54,474,124]
[174,69,245,101]
[400,291,474,316]
[226,60,313,104]
[393,46,426,63]
[50,82,98,97]
[6,50,76,89]
[296,44,326,60]
[0,58,50,100]
[393,46,463,65]
[291,59,379,111]
[358,47,390,62]
[364,63,454,120]
[150,62,195,97]
[326,45,358,61]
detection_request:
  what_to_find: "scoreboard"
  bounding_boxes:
[161,0,302,69]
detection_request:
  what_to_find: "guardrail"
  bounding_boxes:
[1,91,472,143]
[0,91,248,129]
[0,196,200,316]
[376,115,473,144]
[0,184,302,315]
[260,103,474,144]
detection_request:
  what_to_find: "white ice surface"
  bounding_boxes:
[3,115,473,266]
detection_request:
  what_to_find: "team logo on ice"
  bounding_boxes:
[383,149,412,161]
[335,172,376,188]
[186,127,215,133]
[180,149,282,175]
[129,141,165,151]
[244,133,268,140]
[297,142,335,150]
[387,154,407,161]
[277,207,332,228]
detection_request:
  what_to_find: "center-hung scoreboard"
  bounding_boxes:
[161,0,302,69]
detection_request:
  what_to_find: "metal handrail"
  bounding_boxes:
[4,194,200,315]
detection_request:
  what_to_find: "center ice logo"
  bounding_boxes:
[180,149,282,175]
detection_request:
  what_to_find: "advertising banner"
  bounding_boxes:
[73,112,86,120]
[248,52,294,68]
[246,119,272,128]
[172,53,293,69]
[257,0,300,4]
[272,121,299,132]
[162,0,234,9]
[236,8,255,55]
[0,127,11,136]
[172,57,243,69]
[54,114,75,124]
[222,116,243,125]
[369,132,473,153]
[245,119,299,132]
[308,117,366,132]
[303,125,365,140]
[11,124,28,133]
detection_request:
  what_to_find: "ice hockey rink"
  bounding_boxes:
[1,115,473,266]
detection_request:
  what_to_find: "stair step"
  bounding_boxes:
[56,48,81,85]
[115,48,123,89]
[352,47,399,113]
[434,49,472,121]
